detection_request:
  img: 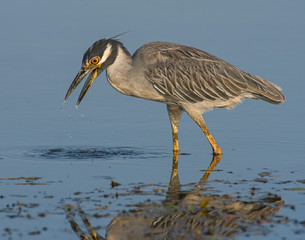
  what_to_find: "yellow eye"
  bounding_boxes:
[90,57,99,65]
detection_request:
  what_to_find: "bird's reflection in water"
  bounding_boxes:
[67,153,284,240]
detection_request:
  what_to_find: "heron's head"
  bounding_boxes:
[65,39,118,106]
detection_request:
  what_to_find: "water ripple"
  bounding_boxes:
[23,146,168,160]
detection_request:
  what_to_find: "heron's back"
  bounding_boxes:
[134,41,285,106]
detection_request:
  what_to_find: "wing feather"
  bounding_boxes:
[139,42,285,104]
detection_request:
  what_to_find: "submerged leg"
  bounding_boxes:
[186,111,221,155]
[167,104,182,154]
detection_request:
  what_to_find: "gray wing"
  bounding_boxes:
[141,43,285,104]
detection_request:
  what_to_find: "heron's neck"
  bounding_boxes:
[106,44,164,102]
[106,45,134,95]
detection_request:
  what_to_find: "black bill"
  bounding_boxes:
[65,65,104,106]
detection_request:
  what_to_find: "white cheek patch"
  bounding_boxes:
[98,43,112,65]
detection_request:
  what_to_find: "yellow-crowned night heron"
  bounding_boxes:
[65,37,285,155]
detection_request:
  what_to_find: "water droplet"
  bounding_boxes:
[66,132,72,139]
[60,101,66,111]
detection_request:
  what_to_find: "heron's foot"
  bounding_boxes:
[212,144,222,155]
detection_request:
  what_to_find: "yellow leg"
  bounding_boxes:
[199,118,221,155]
[171,123,179,153]
[186,112,222,155]
[167,105,182,154]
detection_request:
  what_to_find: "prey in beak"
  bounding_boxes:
[64,39,114,107]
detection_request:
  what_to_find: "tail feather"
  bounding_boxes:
[247,74,285,104]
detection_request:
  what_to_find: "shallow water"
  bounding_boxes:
[1,1,305,239]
